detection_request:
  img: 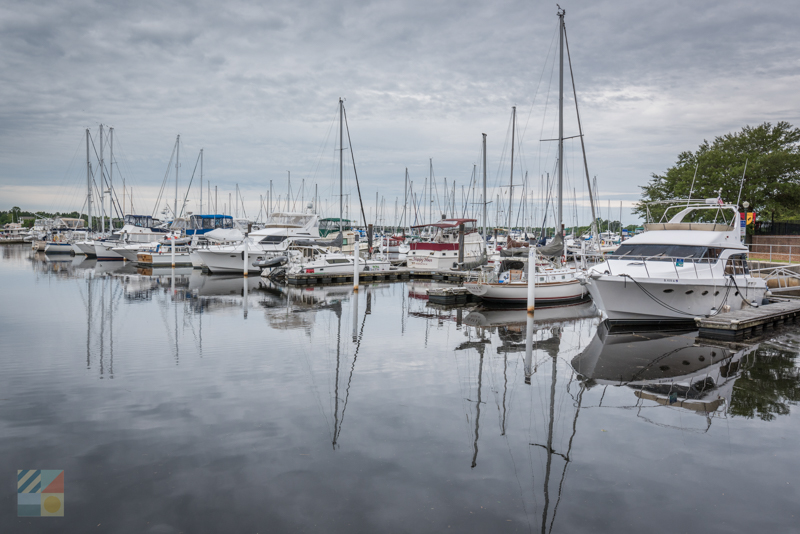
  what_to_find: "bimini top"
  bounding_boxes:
[412,219,477,229]
[642,199,738,232]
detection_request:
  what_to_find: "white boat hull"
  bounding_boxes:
[93,242,124,261]
[137,251,193,267]
[582,274,768,324]
[195,247,270,274]
[465,278,586,304]
[44,242,73,254]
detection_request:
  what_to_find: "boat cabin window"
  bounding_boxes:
[724,253,749,275]
[258,236,287,245]
[190,215,234,230]
[124,215,154,228]
[325,258,350,264]
[612,244,708,260]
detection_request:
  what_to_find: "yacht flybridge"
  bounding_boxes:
[578,199,768,325]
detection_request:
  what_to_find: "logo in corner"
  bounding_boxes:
[17,470,63,517]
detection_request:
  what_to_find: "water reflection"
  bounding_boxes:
[571,325,800,431]
[5,243,800,533]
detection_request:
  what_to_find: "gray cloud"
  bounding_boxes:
[1,0,799,224]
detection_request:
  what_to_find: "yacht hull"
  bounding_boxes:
[195,248,268,274]
[93,242,124,261]
[582,275,768,324]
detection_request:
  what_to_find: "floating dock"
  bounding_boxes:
[696,299,800,341]
[426,287,474,304]
[284,268,472,286]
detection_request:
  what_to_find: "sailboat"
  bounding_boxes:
[465,8,590,306]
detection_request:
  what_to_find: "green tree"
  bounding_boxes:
[635,122,800,221]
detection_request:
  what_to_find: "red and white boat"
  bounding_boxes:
[406,219,485,271]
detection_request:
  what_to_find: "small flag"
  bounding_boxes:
[717,196,724,206]
[17,470,63,517]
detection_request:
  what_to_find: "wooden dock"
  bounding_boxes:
[285,268,472,286]
[696,299,800,341]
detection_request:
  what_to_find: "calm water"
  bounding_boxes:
[1,244,799,533]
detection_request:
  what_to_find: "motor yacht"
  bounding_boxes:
[578,199,768,325]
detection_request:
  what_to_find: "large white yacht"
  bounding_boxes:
[578,199,768,325]
[195,210,321,274]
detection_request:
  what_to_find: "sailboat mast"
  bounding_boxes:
[100,124,104,233]
[557,8,564,237]
[175,135,180,222]
[339,97,343,234]
[109,127,114,228]
[429,158,432,223]
[200,149,203,214]
[482,133,487,238]
[86,128,92,232]
[509,106,516,232]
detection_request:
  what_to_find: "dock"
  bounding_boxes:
[426,287,474,304]
[284,268,472,286]
[696,299,800,341]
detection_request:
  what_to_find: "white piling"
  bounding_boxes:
[353,240,360,292]
[171,235,176,268]
[527,247,536,314]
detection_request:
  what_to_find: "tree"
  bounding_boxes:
[635,122,800,221]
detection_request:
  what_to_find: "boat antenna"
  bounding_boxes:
[735,158,748,208]
[686,162,699,207]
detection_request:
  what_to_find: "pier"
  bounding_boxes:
[696,298,800,341]
[284,268,473,286]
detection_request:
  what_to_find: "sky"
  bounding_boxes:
[1,0,798,226]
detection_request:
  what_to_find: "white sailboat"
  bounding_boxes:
[465,8,590,306]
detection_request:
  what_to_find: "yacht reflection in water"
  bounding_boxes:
[571,325,760,431]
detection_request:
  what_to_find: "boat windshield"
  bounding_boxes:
[259,236,287,245]
[265,214,314,228]
[612,244,711,260]
[190,215,234,230]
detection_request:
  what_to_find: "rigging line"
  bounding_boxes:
[178,151,202,219]
[151,140,178,218]
[88,134,126,221]
[342,104,368,227]
[538,42,559,180]
[519,20,559,146]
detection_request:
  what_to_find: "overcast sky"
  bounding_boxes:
[1,0,798,225]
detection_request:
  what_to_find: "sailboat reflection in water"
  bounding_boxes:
[460,300,600,532]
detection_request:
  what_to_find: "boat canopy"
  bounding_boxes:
[189,214,234,230]
[320,218,351,236]
[53,217,84,229]
[124,214,156,228]
[265,212,317,229]
[411,219,477,230]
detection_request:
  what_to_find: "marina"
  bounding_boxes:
[3,1,800,531]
